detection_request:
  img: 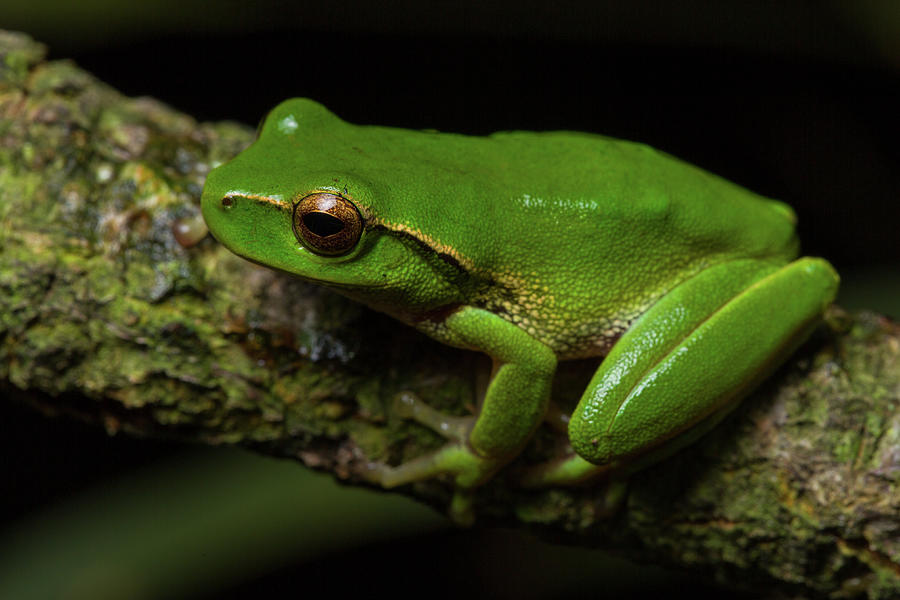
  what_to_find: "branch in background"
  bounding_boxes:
[2,30,899,599]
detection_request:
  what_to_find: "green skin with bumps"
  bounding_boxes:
[202,99,839,523]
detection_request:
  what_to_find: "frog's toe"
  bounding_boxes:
[516,454,612,488]
[357,459,395,487]
[392,391,474,442]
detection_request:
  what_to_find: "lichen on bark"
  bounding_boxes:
[2,30,899,599]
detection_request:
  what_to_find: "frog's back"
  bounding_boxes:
[374,127,801,357]
[362,126,798,270]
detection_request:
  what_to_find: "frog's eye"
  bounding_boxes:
[292,192,363,256]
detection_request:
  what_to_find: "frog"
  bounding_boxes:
[201,98,839,524]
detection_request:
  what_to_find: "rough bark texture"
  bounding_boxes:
[2,31,899,599]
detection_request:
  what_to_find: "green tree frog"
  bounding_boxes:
[201,99,839,523]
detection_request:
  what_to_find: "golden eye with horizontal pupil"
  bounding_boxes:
[292,192,363,256]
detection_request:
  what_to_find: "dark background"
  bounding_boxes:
[1,1,898,598]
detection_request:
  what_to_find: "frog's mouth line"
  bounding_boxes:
[231,193,290,211]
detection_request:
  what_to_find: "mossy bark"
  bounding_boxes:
[2,30,899,599]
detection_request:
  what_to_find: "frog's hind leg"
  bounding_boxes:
[519,257,838,489]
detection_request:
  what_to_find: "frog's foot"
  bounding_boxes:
[515,455,628,518]
[358,391,508,525]
[363,443,504,526]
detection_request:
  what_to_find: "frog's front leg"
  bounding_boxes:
[521,257,839,488]
[366,306,556,524]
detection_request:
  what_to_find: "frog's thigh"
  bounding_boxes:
[523,257,838,487]
[378,306,556,490]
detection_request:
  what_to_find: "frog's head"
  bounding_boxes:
[201,99,467,318]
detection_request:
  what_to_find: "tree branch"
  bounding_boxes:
[2,31,898,598]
